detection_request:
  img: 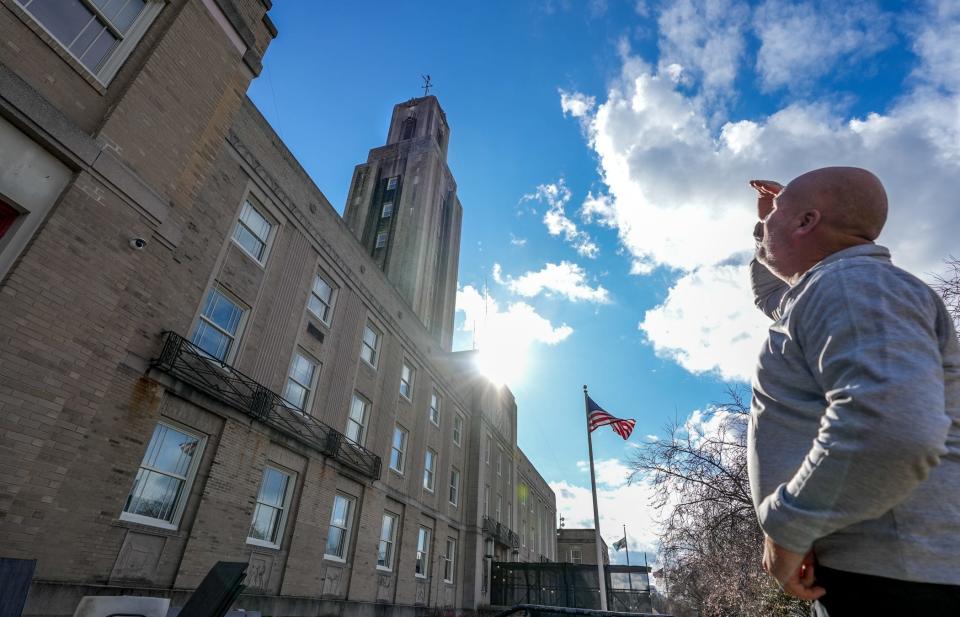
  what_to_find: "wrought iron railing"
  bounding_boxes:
[152,331,382,480]
[483,515,521,549]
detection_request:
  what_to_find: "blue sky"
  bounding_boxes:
[248,1,960,563]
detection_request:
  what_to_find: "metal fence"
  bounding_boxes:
[491,563,652,614]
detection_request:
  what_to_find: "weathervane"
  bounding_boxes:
[421,74,433,97]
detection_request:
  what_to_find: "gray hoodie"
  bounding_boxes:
[749,244,960,584]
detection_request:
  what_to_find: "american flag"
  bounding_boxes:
[587,396,635,440]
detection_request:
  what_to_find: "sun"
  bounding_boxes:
[474,329,529,388]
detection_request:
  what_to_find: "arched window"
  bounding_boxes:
[401,116,417,140]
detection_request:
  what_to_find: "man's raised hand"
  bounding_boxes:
[750,179,783,219]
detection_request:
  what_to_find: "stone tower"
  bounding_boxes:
[344,96,463,351]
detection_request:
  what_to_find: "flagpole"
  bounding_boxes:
[623,524,633,591]
[584,385,609,611]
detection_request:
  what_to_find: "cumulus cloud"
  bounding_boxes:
[510,234,527,246]
[523,179,600,258]
[564,3,960,381]
[553,458,659,562]
[560,89,597,118]
[456,285,573,384]
[494,261,611,304]
[753,0,895,93]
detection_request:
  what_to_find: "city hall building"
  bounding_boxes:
[0,1,556,615]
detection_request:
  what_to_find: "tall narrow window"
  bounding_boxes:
[497,447,503,476]
[232,199,273,263]
[449,467,460,506]
[415,526,432,578]
[283,351,317,412]
[453,414,463,447]
[571,548,582,564]
[390,425,407,474]
[401,117,417,140]
[307,273,336,324]
[121,422,203,528]
[423,449,436,491]
[386,176,399,191]
[248,466,293,548]
[190,288,245,362]
[496,494,502,523]
[429,390,441,426]
[15,0,161,84]
[399,362,415,400]
[375,232,388,249]
[485,434,492,465]
[443,537,456,583]
[484,485,490,517]
[360,322,381,368]
[345,394,369,446]
[324,494,355,560]
[377,512,399,570]
[381,201,394,218]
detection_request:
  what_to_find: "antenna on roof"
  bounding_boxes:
[421,74,433,97]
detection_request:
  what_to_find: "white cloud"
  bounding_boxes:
[524,179,600,258]
[754,0,895,93]
[456,285,573,385]
[576,458,633,487]
[509,234,527,246]
[553,459,659,562]
[565,5,960,381]
[560,89,597,118]
[495,261,611,304]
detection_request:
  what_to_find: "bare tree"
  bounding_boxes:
[630,386,807,617]
[933,256,960,333]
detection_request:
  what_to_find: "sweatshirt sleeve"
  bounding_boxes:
[751,257,788,320]
[756,268,952,554]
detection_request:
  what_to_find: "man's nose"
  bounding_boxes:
[753,221,764,242]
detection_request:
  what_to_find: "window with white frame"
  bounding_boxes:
[423,448,436,492]
[283,351,318,412]
[381,201,394,218]
[399,361,415,400]
[485,433,492,464]
[360,322,381,367]
[345,393,369,446]
[571,548,583,564]
[389,425,407,474]
[497,446,503,476]
[232,198,273,263]
[377,511,399,570]
[121,422,203,528]
[375,232,388,249]
[448,467,460,506]
[307,273,336,325]
[386,176,399,190]
[190,288,245,362]
[496,494,502,523]
[507,503,512,529]
[324,493,355,560]
[429,390,441,426]
[443,537,456,583]
[484,485,489,517]
[15,0,164,85]
[415,526,431,578]
[452,414,463,447]
[247,466,294,548]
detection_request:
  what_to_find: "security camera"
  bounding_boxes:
[129,237,147,250]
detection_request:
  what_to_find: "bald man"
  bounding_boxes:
[748,167,960,616]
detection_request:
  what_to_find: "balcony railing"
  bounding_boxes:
[152,331,382,480]
[483,515,520,549]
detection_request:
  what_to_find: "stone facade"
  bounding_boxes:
[557,529,610,566]
[0,2,555,616]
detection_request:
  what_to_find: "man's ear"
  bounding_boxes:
[794,209,821,236]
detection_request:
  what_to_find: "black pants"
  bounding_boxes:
[812,566,960,616]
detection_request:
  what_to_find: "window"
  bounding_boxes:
[484,485,489,517]
[15,0,162,84]
[121,422,203,528]
[571,548,583,564]
[248,466,294,548]
[232,198,273,263]
[190,288,245,362]
[375,232,388,249]
[429,390,441,426]
[497,447,503,476]
[415,526,431,578]
[381,201,394,218]
[452,414,463,447]
[307,273,336,324]
[283,351,318,412]
[401,117,417,140]
[389,425,407,474]
[485,433,491,465]
[423,449,436,492]
[360,322,381,367]
[345,394,369,446]
[443,537,456,583]
[324,493,355,560]
[377,512,399,570]
[0,200,20,241]
[496,494,502,523]
[386,176,399,190]
[399,362,415,400]
[449,468,460,506]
